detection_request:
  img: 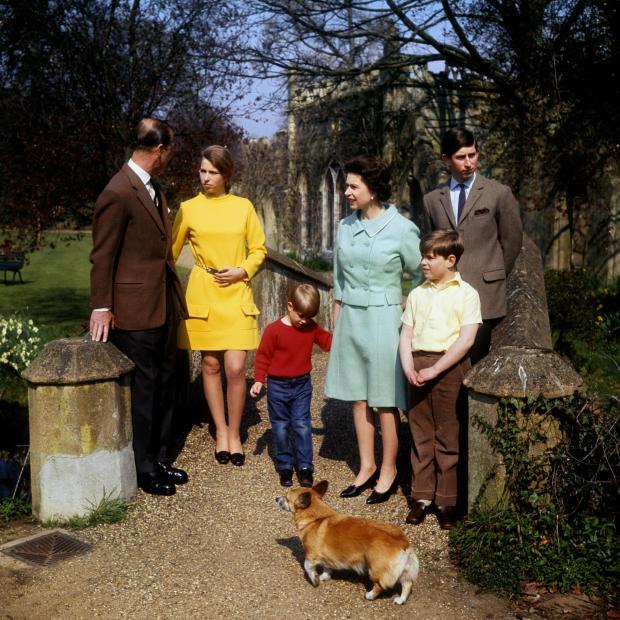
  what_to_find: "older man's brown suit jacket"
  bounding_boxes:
[90,163,186,330]
[423,174,523,320]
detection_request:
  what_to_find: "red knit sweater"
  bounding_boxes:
[254,318,332,383]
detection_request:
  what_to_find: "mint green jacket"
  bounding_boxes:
[333,205,422,307]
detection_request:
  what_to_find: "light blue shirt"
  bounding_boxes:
[449,173,476,222]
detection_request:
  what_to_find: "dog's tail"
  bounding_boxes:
[393,547,420,605]
[400,547,420,584]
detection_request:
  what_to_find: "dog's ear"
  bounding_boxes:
[313,480,328,497]
[294,492,312,509]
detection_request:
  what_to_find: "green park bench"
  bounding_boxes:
[0,251,25,284]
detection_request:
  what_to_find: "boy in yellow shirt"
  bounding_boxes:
[399,230,481,529]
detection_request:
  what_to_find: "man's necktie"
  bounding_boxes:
[457,183,466,222]
[150,180,164,222]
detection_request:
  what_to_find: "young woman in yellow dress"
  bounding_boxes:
[172,146,267,466]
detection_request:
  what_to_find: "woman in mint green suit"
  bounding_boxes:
[325,155,421,504]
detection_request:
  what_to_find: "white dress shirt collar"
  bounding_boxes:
[128,158,151,187]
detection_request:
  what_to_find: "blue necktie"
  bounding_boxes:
[457,183,466,222]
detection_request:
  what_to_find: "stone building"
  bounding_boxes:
[240,66,619,280]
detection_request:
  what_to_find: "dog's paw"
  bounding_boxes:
[304,560,320,586]
[319,570,331,582]
[365,591,377,601]
[393,595,406,605]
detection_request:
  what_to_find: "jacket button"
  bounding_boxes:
[161,234,165,240]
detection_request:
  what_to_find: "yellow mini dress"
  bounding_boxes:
[171,193,267,351]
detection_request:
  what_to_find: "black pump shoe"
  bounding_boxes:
[230,452,245,467]
[215,450,230,464]
[339,470,379,498]
[366,477,398,505]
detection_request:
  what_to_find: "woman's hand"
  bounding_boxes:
[213,266,247,287]
[332,300,342,326]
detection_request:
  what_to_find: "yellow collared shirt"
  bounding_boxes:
[401,272,482,352]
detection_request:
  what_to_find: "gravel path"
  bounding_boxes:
[0,353,517,619]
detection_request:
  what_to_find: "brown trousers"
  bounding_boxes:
[408,352,471,507]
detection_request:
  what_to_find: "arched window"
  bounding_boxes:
[321,163,346,253]
[298,175,309,252]
[335,166,349,220]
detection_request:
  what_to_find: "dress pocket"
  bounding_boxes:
[241,303,260,316]
[187,303,210,318]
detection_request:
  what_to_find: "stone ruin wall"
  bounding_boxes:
[240,68,620,280]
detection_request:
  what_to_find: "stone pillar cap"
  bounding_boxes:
[464,346,583,398]
[22,337,134,385]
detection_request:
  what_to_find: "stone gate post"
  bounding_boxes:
[463,236,583,512]
[22,338,135,521]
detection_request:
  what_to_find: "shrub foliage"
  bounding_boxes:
[450,394,619,602]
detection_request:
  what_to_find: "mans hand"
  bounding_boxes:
[90,310,114,342]
[416,366,439,385]
[249,381,263,397]
[213,266,247,287]
[404,367,419,386]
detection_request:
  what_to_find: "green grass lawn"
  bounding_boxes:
[0,231,190,343]
[0,232,92,341]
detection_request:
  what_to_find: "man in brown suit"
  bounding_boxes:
[423,127,523,363]
[90,118,188,495]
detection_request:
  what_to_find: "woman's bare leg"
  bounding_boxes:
[202,351,228,452]
[352,400,377,486]
[375,407,399,492]
[224,349,247,454]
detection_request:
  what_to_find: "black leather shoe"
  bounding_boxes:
[436,506,458,530]
[405,501,428,525]
[137,472,175,496]
[366,477,398,505]
[279,469,293,487]
[157,462,188,485]
[215,450,230,464]
[339,470,379,498]
[297,468,314,488]
[230,452,245,467]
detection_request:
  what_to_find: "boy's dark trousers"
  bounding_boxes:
[408,352,471,507]
[266,374,313,472]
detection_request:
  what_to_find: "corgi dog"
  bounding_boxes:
[276,480,419,604]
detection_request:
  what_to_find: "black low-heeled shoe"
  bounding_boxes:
[339,470,379,498]
[215,450,230,464]
[366,477,399,505]
[230,452,245,467]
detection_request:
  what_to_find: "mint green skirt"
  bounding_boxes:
[324,302,407,410]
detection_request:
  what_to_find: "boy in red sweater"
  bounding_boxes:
[250,284,332,487]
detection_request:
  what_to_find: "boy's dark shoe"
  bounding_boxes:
[297,468,314,488]
[279,469,294,487]
[405,501,428,525]
[436,506,458,530]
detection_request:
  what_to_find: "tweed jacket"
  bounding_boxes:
[90,163,186,330]
[423,174,523,320]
